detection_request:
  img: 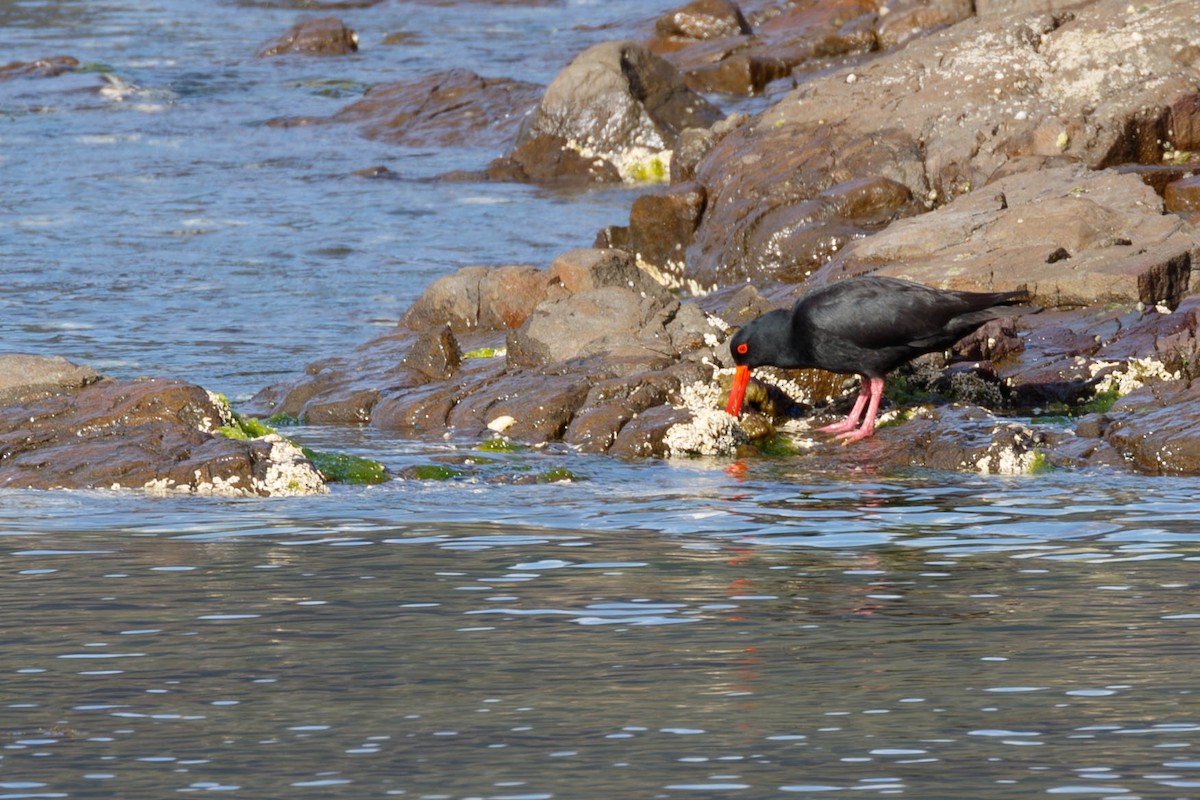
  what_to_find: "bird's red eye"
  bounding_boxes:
[736,343,748,354]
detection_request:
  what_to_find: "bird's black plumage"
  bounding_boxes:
[725,275,1029,441]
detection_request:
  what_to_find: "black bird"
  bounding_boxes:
[726,276,1030,442]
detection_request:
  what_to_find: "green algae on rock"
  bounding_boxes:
[301,448,389,485]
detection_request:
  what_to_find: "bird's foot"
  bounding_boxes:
[835,426,875,445]
[817,418,860,434]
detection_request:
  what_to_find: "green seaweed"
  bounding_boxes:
[627,156,668,183]
[756,435,799,457]
[74,62,114,74]
[884,375,939,406]
[538,468,582,483]
[266,413,303,427]
[463,347,506,359]
[302,448,389,485]
[1080,387,1120,416]
[478,437,527,453]
[217,411,276,440]
[1027,450,1057,475]
[405,464,466,481]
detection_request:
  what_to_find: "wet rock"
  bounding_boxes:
[1102,380,1200,474]
[0,56,78,80]
[1164,174,1200,213]
[486,134,621,185]
[654,0,884,96]
[597,183,707,287]
[401,264,560,333]
[872,405,1052,475]
[814,166,1197,309]
[506,287,676,369]
[451,372,593,442]
[270,69,541,149]
[0,363,325,496]
[548,247,672,301]
[256,17,359,57]
[1096,296,1200,379]
[509,40,723,182]
[609,405,692,459]
[258,253,729,456]
[686,0,1200,284]
[656,0,752,40]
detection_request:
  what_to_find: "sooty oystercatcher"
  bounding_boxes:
[725,275,1030,442]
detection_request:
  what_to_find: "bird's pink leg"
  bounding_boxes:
[817,381,871,434]
[836,377,885,443]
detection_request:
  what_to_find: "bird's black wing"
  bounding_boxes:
[798,277,984,351]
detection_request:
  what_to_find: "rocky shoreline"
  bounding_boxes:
[3,0,1199,492]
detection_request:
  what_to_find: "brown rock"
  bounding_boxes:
[513,40,723,175]
[599,183,707,283]
[687,0,1200,284]
[657,0,881,96]
[480,266,563,330]
[1170,92,1200,151]
[401,266,491,333]
[1103,381,1200,474]
[1164,174,1200,213]
[0,354,102,406]
[273,69,541,149]
[547,248,671,301]
[818,166,1198,309]
[401,325,462,381]
[486,134,621,185]
[656,0,753,40]
[0,56,78,80]
[0,374,324,495]
[461,373,594,443]
[256,18,359,57]
[506,287,676,368]
[608,405,691,458]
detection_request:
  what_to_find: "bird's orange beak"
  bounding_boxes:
[726,365,751,417]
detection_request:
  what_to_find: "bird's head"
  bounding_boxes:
[725,326,756,417]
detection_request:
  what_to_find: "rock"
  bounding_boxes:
[401,264,559,333]
[548,247,672,301]
[609,405,692,458]
[505,287,676,369]
[871,405,1053,475]
[686,0,1200,284]
[1165,174,1200,213]
[0,56,78,80]
[597,183,707,289]
[400,326,460,381]
[510,41,723,182]
[653,0,884,96]
[256,17,359,56]
[0,354,102,406]
[487,134,622,185]
[816,166,1198,308]
[0,365,326,496]
[269,69,542,149]
[1103,380,1200,474]
[656,0,752,40]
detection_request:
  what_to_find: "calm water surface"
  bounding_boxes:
[2,2,1200,799]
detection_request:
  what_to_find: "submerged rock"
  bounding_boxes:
[269,69,541,149]
[256,17,359,57]
[0,356,326,496]
[0,56,79,80]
